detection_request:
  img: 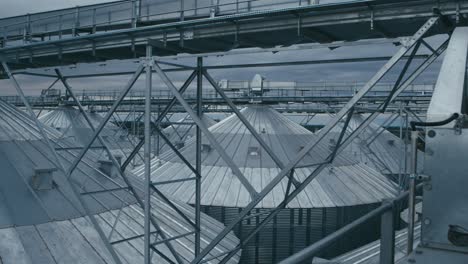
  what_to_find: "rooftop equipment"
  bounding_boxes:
[0,99,240,263]
[133,105,398,263]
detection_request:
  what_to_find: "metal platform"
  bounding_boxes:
[0,0,466,72]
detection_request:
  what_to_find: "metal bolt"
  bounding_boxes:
[427,130,436,138]
[424,218,431,225]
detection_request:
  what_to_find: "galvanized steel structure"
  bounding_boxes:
[0,99,240,264]
[133,105,398,263]
[1,0,467,263]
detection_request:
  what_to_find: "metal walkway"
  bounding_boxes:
[0,0,466,72]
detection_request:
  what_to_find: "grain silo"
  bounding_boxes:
[133,105,398,263]
[0,99,240,264]
[40,105,143,168]
[322,114,424,180]
[157,114,216,155]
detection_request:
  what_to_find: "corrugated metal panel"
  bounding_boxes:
[132,105,398,263]
[158,114,216,155]
[202,205,382,263]
[133,106,398,208]
[39,106,143,167]
[0,99,240,263]
[322,114,424,176]
[332,224,422,264]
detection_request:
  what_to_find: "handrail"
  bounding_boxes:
[279,183,423,264]
[0,0,324,44]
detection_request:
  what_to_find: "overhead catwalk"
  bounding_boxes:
[0,99,240,264]
[133,105,398,263]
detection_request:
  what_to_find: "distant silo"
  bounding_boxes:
[133,105,398,263]
[157,114,216,155]
[322,114,424,179]
[40,105,142,167]
[0,99,240,264]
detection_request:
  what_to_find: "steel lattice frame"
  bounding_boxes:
[0,13,453,264]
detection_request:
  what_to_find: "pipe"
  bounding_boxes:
[410,113,459,131]
[407,130,418,254]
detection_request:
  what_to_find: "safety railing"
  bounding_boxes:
[280,130,423,264]
[279,184,422,264]
[0,84,434,107]
[0,0,336,47]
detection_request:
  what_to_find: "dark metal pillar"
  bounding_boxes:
[195,57,203,256]
[144,44,153,264]
[407,130,418,254]
[380,200,395,264]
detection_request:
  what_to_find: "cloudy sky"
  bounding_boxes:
[0,0,445,95]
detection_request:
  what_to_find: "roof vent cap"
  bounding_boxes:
[31,167,57,190]
[98,159,117,178]
[248,146,261,157]
[202,144,212,153]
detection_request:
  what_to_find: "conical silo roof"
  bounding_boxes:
[158,114,217,154]
[0,99,240,263]
[40,105,136,151]
[134,105,397,209]
[324,114,424,175]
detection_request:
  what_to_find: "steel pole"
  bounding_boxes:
[144,44,153,264]
[195,57,202,257]
[1,62,124,264]
[192,17,439,263]
[407,130,418,254]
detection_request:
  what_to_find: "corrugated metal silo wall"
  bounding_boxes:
[202,204,384,264]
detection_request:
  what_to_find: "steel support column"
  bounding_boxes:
[380,200,395,264]
[203,70,301,187]
[192,17,439,263]
[121,70,197,171]
[144,44,153,264]
[1,62,124,264]
[153,61,258,198]
[407,130,419,255]
[195,57,203,257]
[54,67,184,264]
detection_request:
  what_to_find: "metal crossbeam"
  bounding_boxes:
[203,70,301,187]
[1,62,124,264]
[121,70,197,171]
[153,61,258,198]
[192,17,439,263]
[55,66,184,264]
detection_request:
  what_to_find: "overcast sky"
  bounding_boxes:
[0,0,114,18]
[0,0,445,95]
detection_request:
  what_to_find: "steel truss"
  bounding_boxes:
[0,15,450,264]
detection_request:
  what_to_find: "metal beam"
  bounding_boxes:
[1,62,124,264]
[144,44,152,264]
[192,17,439,263]
[120,70,197,171]
[195,56,203,257]
[203,70,301,187]
[55,66,184,264]
[153,61,258,198]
